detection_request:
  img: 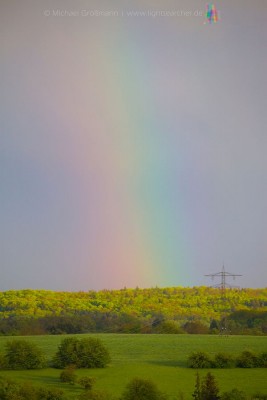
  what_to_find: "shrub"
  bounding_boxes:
[4,340,46,370]
[76,338,110,368]
[53,337,110,368]
[183,322,209,334]
[37,387,65,400]
[236,350,258,368]
[53,337,80,368]
[0,377,21,400]
[0,353,7,369]
[188,351,212,368]
[221,388,247,400]
[251,393,267,399]
[257,351,267,367]
[78,390,112,400]
[153,320,184,334]
[0,377,65,400]
[122,377,166,400]
[78,376,96,390]
[213,352,234,368]
[59,365,77,384]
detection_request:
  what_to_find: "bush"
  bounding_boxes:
[0,377,65,400]
[258,351,267,367]
[122,377,166,400]
[221,388,247,400]
[188,351,212,368]
[213,352,234,368]
[153,320,184,334]
[76,338,110,368]
[78,376,96,390]
[53,337,79,368]
[183,322,209,334]
[0,353,7,369]
[78,390,112,400]
[251,393,267,400]
[60,365,77,384]
[53,337,110,369]
[236,350,258,368]
[37,387,65,400]
[4,340,46,370]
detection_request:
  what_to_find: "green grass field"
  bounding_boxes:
[0,334,267,399]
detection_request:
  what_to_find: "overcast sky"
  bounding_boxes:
[1,0,266,291]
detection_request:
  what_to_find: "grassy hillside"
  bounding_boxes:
[0,334,267,399]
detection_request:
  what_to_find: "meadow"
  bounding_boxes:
[0,334,267,399]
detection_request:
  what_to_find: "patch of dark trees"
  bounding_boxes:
[0,310,266,336]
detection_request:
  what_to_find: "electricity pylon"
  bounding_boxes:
[205,265,242,335]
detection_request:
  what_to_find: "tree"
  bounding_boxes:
[53,337,110,368]
[76,338,110,368]
[192,372,201,400]
[53,337,79,368]
[4,340,45,370]
[200,372,220,400]
[121,378,166,400]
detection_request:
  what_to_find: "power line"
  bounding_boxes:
[205,264,242,292]
[205,265,242,335]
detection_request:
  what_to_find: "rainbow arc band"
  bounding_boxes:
[206,3,219,23]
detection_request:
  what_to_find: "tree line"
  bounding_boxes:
[0,309,266,336]
[0,288,266,321]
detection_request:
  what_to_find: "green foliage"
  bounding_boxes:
[213,352,235,368]
[0,287,267,335]
[53,337,79,367]
[36,387,65,400]
[192,372,201,400]
[200,372,220,400]
[76,338,110,368]
[257,351,267,367]
[188,351,212,368]
[0,352,7,369]
[77,390,112,400]
[152,320,184,334]
[251,393,267,400]
[59,365,77,384]
[122,377,166,400]
[78,376,96,390]
[4,340,45,370]
[236,350,258,368]
[53,337,110,368]
[0,334,267,398]
[192,372,220,400]
[221,388,247,400]
[188,350,267,369]
[0,377,65,400]
[183,322,209,334]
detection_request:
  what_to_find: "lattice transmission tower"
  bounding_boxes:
[205,265,242,334]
